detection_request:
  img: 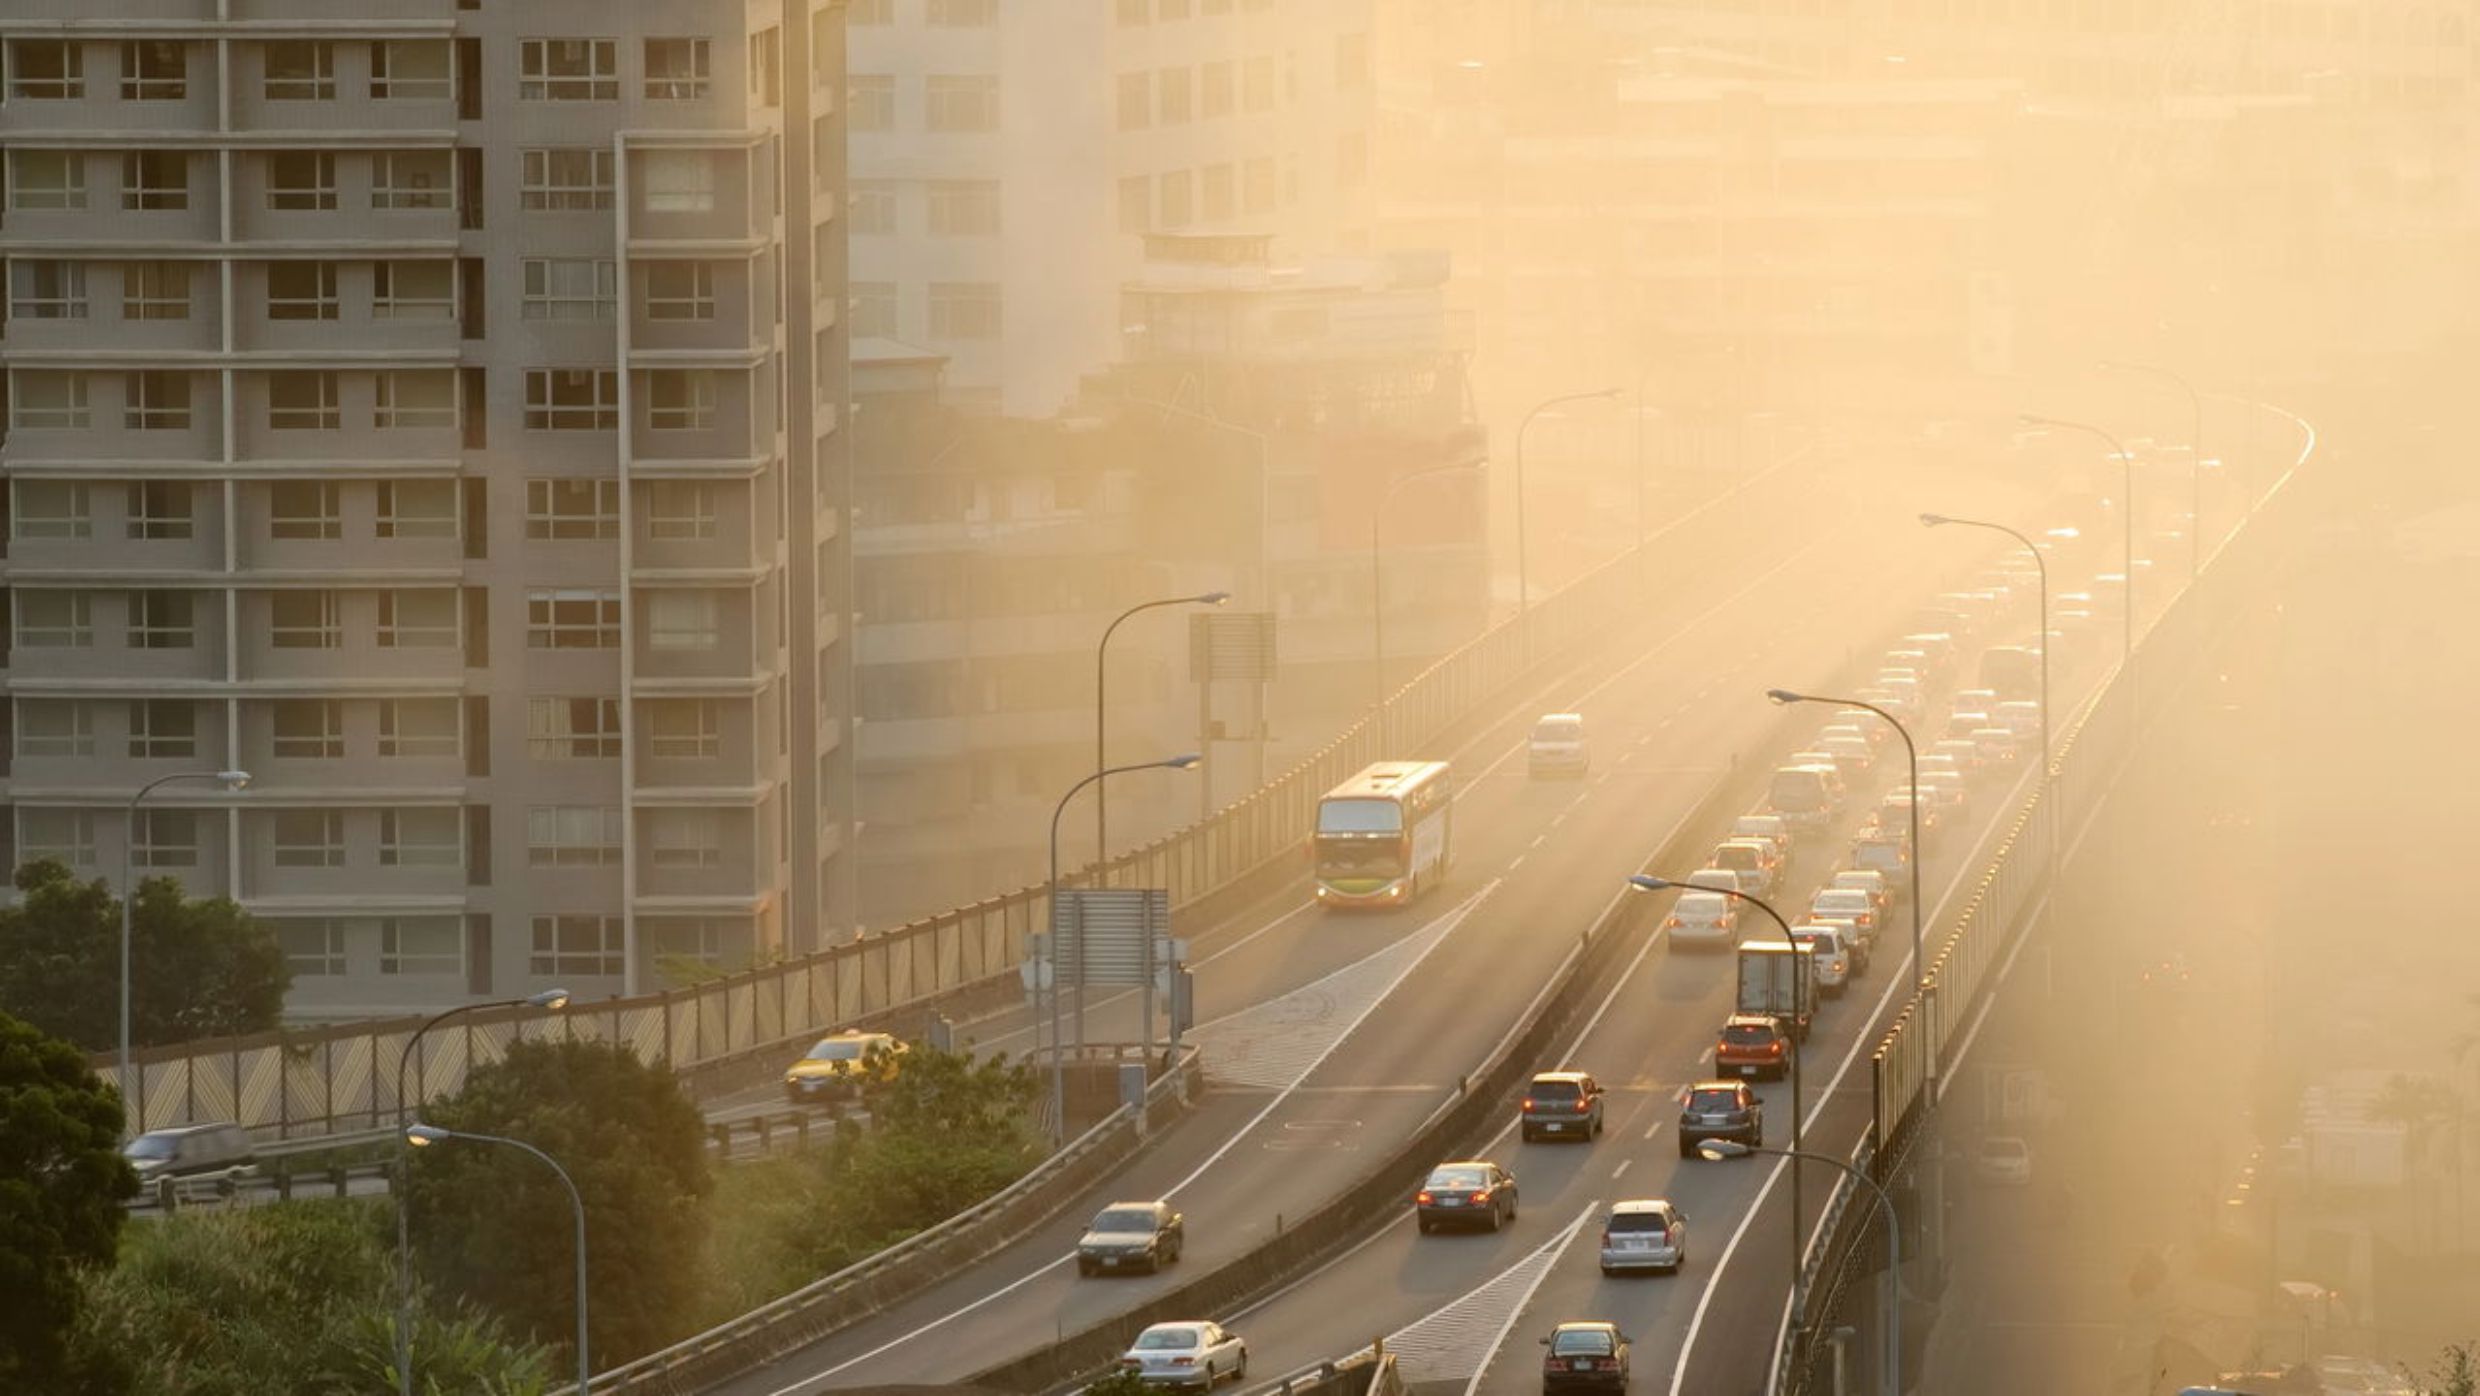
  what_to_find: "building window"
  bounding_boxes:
[127,589,195,649]
[378,698,460,757]
[927,180,999,236]
[643,262,715,320]
[527,806,622,866]
[379,808,460,866]
[848,181,896,235]
[266,262,340,321]
[266,151,337,211]
[925,75,999,132]
[1201,60,1233,118]
[121,151,189,211]
[133,808,198,869]
[520,148,614,211]
[8,41,84,99]
[645,481,717,540]
[640,150,716,214]
[528,697,620,758]
[15,482,93,540]
[370,40,451,100]
[269,591,342,649]
[381,917,462,975]
[529,914,623,976]
[521,259,616,321]
[647,808,722,868]
[850,282,896,338]
[645,591,720,651]
[11,372,89,429]
[374,260,456,319]
[269,480,342,539]
[376,480,457,539]
[20,701,97,757]
[1159,67,1193,123]
[377,589,458,648]
[372,151,451,210]
[1117,71,1150,131]
[128,482,194,540]
[1159,168,1193,227]
[848,75,893,132]
[271,809,346,868]
[22,810,99,867]
[526,590,621,649]
[519,38,618,101]
[124,261,190,320]
[123,371,191,431]
[1119,175,1151,234]
[524,370,619,430]
[17,592,93,648]
[644,38,710,99]
[928,282,1002,341]
[128,699,195,758]
[375,371,457,429]
[278,920,347,977]
[10,151,88,211]
[121,41,187,100]
[525,479,619,539]
[9,260,87,320]
[748,26,780,107]
[264,40,335,100]
[645,698,720,758]
[271,698,345,756]
[646,370,716,430]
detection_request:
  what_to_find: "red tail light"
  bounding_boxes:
[1415,1190,1434,1205]
[1598,1359,1621,1371]
[1470,1190,1492,1204]
[1522,1098,1537,1111]
[1171,1357,1196,1366]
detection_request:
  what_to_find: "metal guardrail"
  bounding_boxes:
[103,447,1817,1142]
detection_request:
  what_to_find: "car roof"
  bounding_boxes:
[1536,712,1583,724]
[1721,1014,1776,1029]
[1433,1158,1498,1170]
[1530,1070,1591,1084]
[1100,1199,1166,1211]
[1552,1321,1622,1333]
[1689,1077,1751,1091]
[1608,1198,1673,1213]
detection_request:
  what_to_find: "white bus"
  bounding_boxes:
[1312,761,1454,908]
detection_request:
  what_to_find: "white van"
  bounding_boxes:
[1528,713,1589,777]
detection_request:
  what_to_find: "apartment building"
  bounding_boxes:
[0,0,856,1017]
[845,0,1374,417]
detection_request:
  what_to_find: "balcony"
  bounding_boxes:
[631,585,760,682]
[5,588,226,685]
[233,589,465,685]
[634,804,762,902]
[629,259,764,355]
[1,271,225,357]
[7,704,235,793]
[629,365,763,465]
[631,477,765,576]
[0,59,219,138]
[632,694,762,792]
[231,150,457,247]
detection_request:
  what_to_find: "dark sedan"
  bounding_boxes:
[1415,1160,1517,1234]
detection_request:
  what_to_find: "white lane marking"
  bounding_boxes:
[1643,1124,1662,1141]
[769,882,1502,1395]
[1611,1160,1632,1179]
[1460,1202,1604,1396]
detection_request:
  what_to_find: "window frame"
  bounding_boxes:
[268,480,343,539]
[266,261,341,321]
[371,150,453,211]
[262,40,336,100]
[526,805,623,867]
[119,40,188,101]
[9,150,89,211]
[124,261,192,320]
[19,700,98,758]
[520,148,615,211]
[925,74,1001,133]
[373,260,457,320]
[127,698,196,758]
[8,40,85,100]
[270,808,347,868]
[127,481,195,540]
[378,697,461,757]
[271,698,346,757]
[525,589,622,649]
[524,369,621,430]
[646,369,717,430]
[380,916,463,976]
[16,590,94,648]
[374,370,457,429]
[644,37,711,100]
[268,590,343,649]
[643,261,717,320]
[645,480,719,540]
[370,40,452,100]
[524,478,621,539]
[521,258,617,321]
[9,259,89,320]
[133,807,199,869]
[528,696,622,759]
[529,913,624,977]
[265,151,338,211]
[126,588,196,650]
[14,481,94,540]
[125,370,194,430]
[379,807,462,866]
[646,698,721,759]
[376,589,459,648]
[375,479,458,539]
[518,37,619,101]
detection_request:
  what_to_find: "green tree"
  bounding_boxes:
[0,1009,135,1389]
[408,1039,711,1367]
[1080,1368,1158,1396]
[0,861,290,1053]
[73,1199,550,1396]
[840,1045,1045,1239]
[2417,1341,2478,1396]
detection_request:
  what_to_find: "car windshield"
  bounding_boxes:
[1795,932,1839,953]
[1677,894,1728,918]
[1529,1079,1581,1100]
[1689,1088,1744,1112]
[124,1135,179,1160]
[1606,1212,1667,1233]
[1818,892,1866,910]
[1093,1208,1157,1232]
[1427,1166,1489,1189]
[806,1039,868,1061]
[1317,798,1403,835]
[1135,1328,1201,1351]
[1551,1330,1614,1357]
[1721,1024,1773,1046]
[1533,718,1581,739]
[1716,847,1756,867]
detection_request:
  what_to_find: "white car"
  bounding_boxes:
[1789,925,1851,997]
[1120,1322,1249,1389]
[1974,1136,2033,1185]
[1528,713,1590,777]
[1597,1198,1689,1275]
[1917,770,1972,818]
[1730,813,1793,859]
[1664,890,1737,948]
[1684,867,1743,896]
[1830,868,1894,913]
[1815,734,1875,778]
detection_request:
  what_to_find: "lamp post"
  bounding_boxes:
[1918,515,2050,787]
[404,1124,590,1393]
[1372,463,1482,746]
[1699,1139,1903,1396]
[1767,690,1922,998]
[1048,755,1202,1142]
[1513,388,1622,655]
[120,768,250,1124]
[2099,360,2206,578]
[1627,873,1806,1313]
[393,989,569,1396]
[2020,413,2136,672]
[1089,590,1227,1053]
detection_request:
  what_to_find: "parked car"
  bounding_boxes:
[1529,713,1590,777]
[1597,1199,1689,1276]
[1416,1160,1518,1233]
[122,1122,256,1184]
[783,1030,903,1104]
[1540,1322,1632,1393]
[1078,1200,1186,1276]
[1678,1079,1765,1157]
[1121,1322,1247,1388]
[1713,1015,1791,1081]
[1520,1071,1605,1142]
[1664,890,1738,948]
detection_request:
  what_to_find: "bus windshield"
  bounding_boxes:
[1316,799,1403,835]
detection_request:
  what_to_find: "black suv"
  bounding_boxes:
[1677,1080,1763,1160]
[1520,1071,1605,1142]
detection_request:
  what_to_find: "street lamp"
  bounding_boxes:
[1918,514,2050,789]
[1047,755,1202,1142]
[1091,590,1227,953]
[2019,413,2137,672]
[121,768,250,1122]
[1766,689,1923,999]
[404,1124,590,1393]
[1626,873,1806,1307]
[1514,388,1622,651]
[1698,1139,1903,1396]
[2099,361,2206,578]
[393,988,570,1396]
[1372,463,1482,745]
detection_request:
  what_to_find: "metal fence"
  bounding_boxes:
[110,448,1814,1138]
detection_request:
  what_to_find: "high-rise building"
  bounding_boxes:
[0,0,856,1017]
